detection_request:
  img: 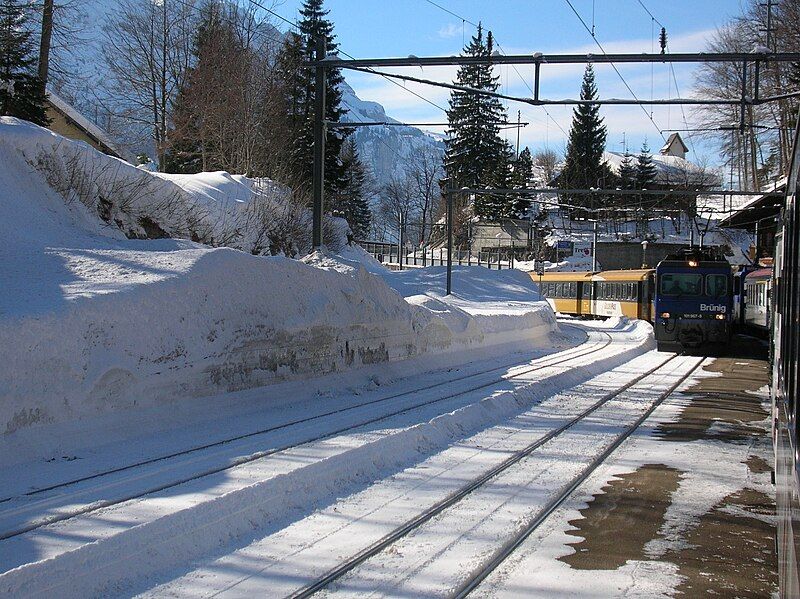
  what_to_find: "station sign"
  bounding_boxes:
[573,242,592,257]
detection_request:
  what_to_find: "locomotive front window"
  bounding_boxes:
[706,274,728,297]
[660,273,703,296]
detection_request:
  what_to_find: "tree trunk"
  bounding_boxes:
[38,0,54,91]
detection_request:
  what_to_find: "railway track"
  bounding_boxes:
[286,353,704,599]
[0,327,612,543]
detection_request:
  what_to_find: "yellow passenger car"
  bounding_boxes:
[533,271,594,317]
[533,269,655,321]
[591,269,654,321]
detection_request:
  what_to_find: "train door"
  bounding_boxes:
[640,274,653,322]
[580,280,592,316]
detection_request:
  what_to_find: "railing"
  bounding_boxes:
[356,241,533,270]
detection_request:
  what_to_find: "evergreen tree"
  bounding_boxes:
[444,25,510,219]
[281,0,349,194]
[635,141,658,189]
[0,0,48,125]
[618,150,637,190]
[165,2,243,174]
[332,138,372,238]
[507,146,534,217]
[635,142,658,236]
[559,64,611,212]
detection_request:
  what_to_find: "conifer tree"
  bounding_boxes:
[559,64,611,212]
[507,146,534,217]
[281,0,349,194]
[0,0,48,125]
[332,138,372,238]
[444,25,510,219]
[618,150,637,190]
[635,141,658,189]
[635,141,658,236]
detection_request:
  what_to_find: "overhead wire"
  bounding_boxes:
[633,0,697,155]
[420,0,567,139]
[563,0,666,142]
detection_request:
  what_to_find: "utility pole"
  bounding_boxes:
[591,219,598,272]
[515,110,521,158]
[446,191,454,295]
[312,37,327,249]
[38,0,54,91]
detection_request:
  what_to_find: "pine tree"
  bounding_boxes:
[635,142,658,189]
[282,0,350,194]
[165,2,243,173]
[559,65,611,212]
[618,151,637,190]
[507,146,534,217]
[444,25,510,219]
[635,142,658,236]
[332,138,372,238]
[0,0,49,125]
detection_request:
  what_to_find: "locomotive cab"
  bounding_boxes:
[654,248,733,351]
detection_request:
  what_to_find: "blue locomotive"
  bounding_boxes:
[654,248,733,351]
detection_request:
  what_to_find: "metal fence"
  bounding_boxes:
[357,240,536,270]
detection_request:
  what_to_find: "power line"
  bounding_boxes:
[563,0,666,141]
[244,0,447,114]
[417,0,566,137]
[632,0,697,155]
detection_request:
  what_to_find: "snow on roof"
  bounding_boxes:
[46,89,128,161]
[603,151,718,187]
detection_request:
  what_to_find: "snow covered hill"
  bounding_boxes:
[340,81,445,184]
[0,119,552,438]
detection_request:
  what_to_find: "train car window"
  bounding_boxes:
[706,274,728,298]
[733,275,740,295]
[660,273,702,296]
[569,282,577,298]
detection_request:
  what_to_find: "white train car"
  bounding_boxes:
[743,267,772,332]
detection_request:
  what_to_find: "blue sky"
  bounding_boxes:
[272,0,745,166]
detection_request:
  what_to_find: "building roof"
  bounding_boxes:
[660,132,689,155]
[46,89,127,161]
[603,151,718,187]
[717,177,785,230]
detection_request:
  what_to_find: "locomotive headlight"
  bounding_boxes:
[688,260,699,267]
[715,314,726,320]
[660,312,671,319]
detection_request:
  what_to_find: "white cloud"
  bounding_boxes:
[437,22,462,39]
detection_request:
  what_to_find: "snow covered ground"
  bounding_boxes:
[0,319,655,597]
[0,117,555,451]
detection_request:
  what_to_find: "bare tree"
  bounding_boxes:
[532,148,559,184]
[408,146,443,244]
[101,0,197,170]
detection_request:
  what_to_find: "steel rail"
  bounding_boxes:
[453,356,707,598]
[287,351,684,599]
[0,330,613,542]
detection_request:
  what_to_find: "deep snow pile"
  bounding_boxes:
[0,117,346,257]
[0,122,555,437]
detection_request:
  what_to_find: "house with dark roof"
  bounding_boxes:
[45,90,129,162]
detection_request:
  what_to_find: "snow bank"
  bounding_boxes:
[0,117,347,256]
[0,121,556,436]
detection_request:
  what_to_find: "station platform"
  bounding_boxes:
[524,335,776,596]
